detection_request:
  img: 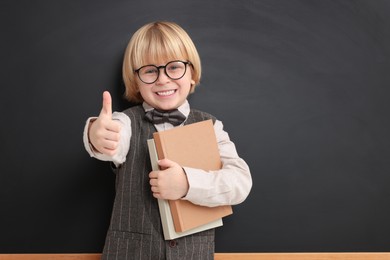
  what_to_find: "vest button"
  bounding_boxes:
[169,240,177,248]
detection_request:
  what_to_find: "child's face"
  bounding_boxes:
[137,60,193,111]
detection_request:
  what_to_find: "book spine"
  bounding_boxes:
[153,132,165,161]
[153,132,185,232]
[168,200,185,232]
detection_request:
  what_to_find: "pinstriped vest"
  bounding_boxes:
[102,105,216,260]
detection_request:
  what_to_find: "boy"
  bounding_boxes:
[83,21,252,259]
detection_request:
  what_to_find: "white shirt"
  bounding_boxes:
[83,100,252,207]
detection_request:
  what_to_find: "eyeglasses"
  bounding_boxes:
[134,60,192,84]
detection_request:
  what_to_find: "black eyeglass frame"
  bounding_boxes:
[134,60,192,84]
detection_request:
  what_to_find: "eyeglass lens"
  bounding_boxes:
[137,61,187,84]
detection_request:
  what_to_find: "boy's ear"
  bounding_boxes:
[190,80,195,86]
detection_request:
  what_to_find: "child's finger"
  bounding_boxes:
[157,158,176,169]
[106,120,122,133]
[102,130,121,142]
[100,91,112,118]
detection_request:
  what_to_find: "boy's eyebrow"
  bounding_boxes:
[140,59,185,67]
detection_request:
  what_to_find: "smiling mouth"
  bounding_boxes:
[156,90,176,96]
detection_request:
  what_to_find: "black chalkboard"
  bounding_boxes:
[1,0,390,254]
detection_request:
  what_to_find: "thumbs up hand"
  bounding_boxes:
[88,91,121,156]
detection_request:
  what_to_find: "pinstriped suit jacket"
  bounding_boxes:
[102,105,216,260]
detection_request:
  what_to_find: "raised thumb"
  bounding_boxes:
[100,91,112,118]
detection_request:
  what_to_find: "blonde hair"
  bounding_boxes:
[122,21,201,103]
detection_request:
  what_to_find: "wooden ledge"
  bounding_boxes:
[215,253,390,260]
[0,253,390,260]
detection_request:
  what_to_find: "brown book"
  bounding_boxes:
[148,139,223,240]
[152,119,233,233]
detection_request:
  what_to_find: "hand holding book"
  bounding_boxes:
[149,158,189,200]
[147,119,233,239]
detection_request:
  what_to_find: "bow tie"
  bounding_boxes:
[144,109,186,126]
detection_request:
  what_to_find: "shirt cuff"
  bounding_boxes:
[83,117,98,156]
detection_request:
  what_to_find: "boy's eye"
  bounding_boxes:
[168,65,179,70]
[167,63,184,71]
[142,67,158,75]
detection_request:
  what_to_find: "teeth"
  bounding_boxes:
[157,90,175,96]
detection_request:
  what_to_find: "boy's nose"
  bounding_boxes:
[156,68,170,84]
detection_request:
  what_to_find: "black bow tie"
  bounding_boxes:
[144,109,186,126]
